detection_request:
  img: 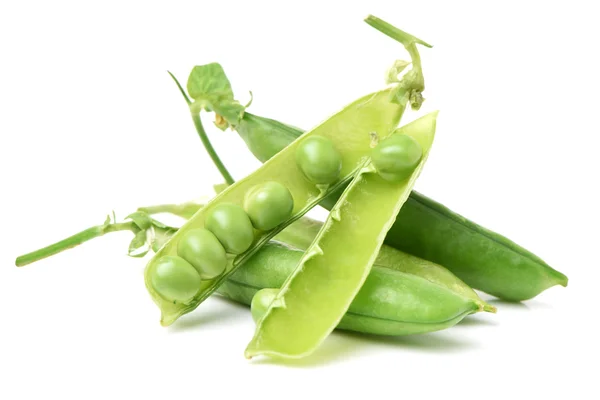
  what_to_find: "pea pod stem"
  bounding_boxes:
[190,113,235,185]
[14,201,205,267]
[364,15,432,51]
[15,221,140,267]
[168,71,235,185]
[365,15,429,75]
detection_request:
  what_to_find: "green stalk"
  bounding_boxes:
[190,113,235,185]
[168,71,235,185]
[15,221,139,267]
[364,15,432,49]
[14,201,206,267]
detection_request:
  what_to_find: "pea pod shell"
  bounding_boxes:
[245,111,438,359]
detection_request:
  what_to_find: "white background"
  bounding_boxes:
[1,1,599,399]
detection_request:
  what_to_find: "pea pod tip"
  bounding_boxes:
[482,303,497,313]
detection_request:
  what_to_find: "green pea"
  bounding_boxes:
[205,203,254,254]
[244,182,294,231]
[371,133,422,182]
[250,288,279,323]
[177,228,227,279]
[295,136,342,184]
[150,255,202,303]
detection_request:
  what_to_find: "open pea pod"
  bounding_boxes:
[144,89,405,326]
[245,111,438,359]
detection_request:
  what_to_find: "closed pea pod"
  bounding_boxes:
[217,241,494,337]
[244,182,294,231]
[248,274,479,335]
[235,113,303,163]
[205,203,254,254]
[177,228,227,279]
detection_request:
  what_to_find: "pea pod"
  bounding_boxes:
[217,241,494,336]
[384,193,568,301]
[245,109,438,359]
[145,81,406,326]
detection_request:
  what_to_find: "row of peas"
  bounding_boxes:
[149,135,346,304]
[149,131,423,304]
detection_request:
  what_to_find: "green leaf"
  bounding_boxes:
[186,63,246,128]
[187,63,234,102]
[128,230,150,258]
[126,211,152,230]
[149,218,168,229]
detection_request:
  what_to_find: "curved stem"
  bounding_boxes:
[168,71,235,185]
[15,221,139,267]
[191,112,235,185]
[167,71,192,105]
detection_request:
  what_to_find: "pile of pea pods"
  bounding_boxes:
[15,15,567,360]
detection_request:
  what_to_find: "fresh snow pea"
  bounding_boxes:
[245,109,438,358]
[145,65,407,326]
